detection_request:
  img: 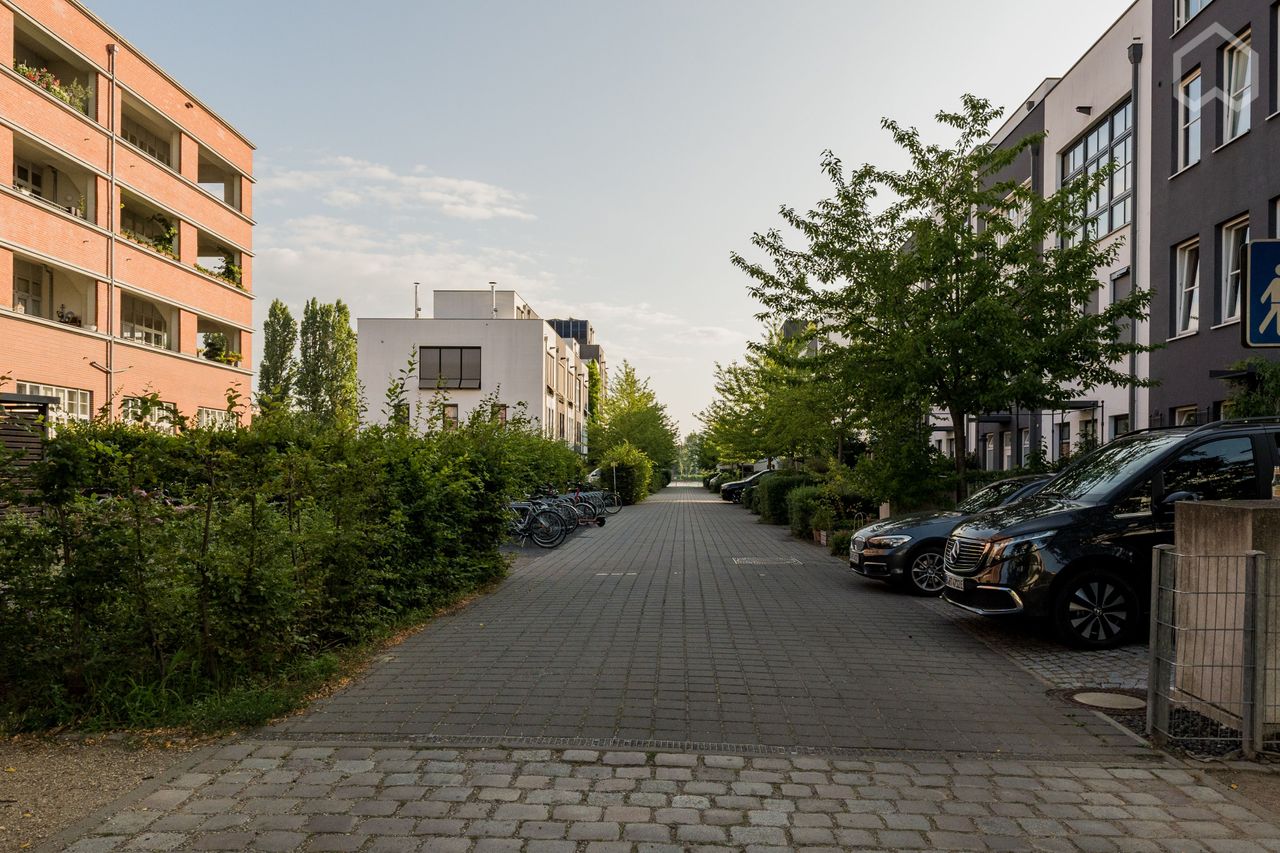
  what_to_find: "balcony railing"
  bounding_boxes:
[13,62,92,116]
[12,183,89,220]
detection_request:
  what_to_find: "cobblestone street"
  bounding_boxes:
[47,485,1280,851]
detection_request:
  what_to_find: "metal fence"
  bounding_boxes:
[1148,546,1279,758]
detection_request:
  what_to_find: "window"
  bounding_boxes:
[418,346,480,389]
[121,114,172,167]
[196,407,237,430]
[1111,414,1131,439]
[1061,100,1133,240]
[121,397,177,433]
[1179,72,1202,169]
[496,404,508,425]
[120,293,169,349]
[981,435,993,470]
[946,437,955,458]
[1221,217,1249,322]
[15,381,92,423]
[1163,437,1257,501]
[1175,0,1211,29]
[13,259,44,317]
[1058,423,1071,459]
[1002,432,1012,470]
[442,403,460,429]
[1224,34,1252,142]
[1020,428,1031,462]
[13,156,44,197]
[1174,405,1200,426]
[1175,240,1200,334]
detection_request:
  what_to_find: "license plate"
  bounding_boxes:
[850,552,861,566]
[945,572,966,592]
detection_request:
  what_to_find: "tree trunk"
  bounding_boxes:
[950,405,969,502]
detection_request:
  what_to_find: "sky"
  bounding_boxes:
[88,0,1133,433]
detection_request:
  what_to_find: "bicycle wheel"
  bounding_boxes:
[602,492,623,514]
[530,510,566,548]
[575,500,598,522]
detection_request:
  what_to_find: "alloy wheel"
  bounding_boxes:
[908,550,947,595]
[1066,580,1131,643]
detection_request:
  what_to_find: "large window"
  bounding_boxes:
[418,346,481,389]
[1058,423,1071,460]
[1061,100,1133,240]
[1175,240,1201,335]
[1001,432,1012,470]
[13,156,44,197]
[1224,34,1253,142]
[13,259,44,317]
[1221,217,1249,323]
[1175,0,1212,29]
[15,381,92,423]
[120,293,169,349]
[1179,71,1202,169]
[121,397,178,433]
[121,114,172,167]
[442,403,460,429]
[196,407,237,430]
[1163,437,1257,501]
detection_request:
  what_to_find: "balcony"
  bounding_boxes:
[195,232,243,289]
[121,98,179,171]
[119,193,179,260]
[12,21,95,119]
[198,147,242,211]
[11,134,96,222]
[119,291,176,352]
[197,320,243,368]
[10,255,98,331]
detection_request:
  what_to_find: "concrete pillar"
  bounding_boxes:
[177,220,197,266]
[179,134,198,182]
[179,308,197,356]
[0,249,12,310]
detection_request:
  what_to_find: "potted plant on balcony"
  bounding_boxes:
[14,62,92,112]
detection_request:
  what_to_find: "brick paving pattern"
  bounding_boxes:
[274,486,1132,757]
[918,599,1150,692]
[62,744,1280,852]
[46,484,1280,851]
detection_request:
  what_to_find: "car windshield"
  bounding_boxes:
[957,479,1027,514]
[1039,431,1189,502]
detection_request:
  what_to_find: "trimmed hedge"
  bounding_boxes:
[0,407,574,732]
[599,441,652,505]
[787,485,823,537]
[756,472,813,525]
[830,529,854,557]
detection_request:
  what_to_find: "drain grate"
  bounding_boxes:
[732,557,802,566]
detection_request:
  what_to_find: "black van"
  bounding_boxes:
[941,419,1280,648]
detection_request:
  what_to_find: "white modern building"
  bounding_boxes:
[357,290,598,452]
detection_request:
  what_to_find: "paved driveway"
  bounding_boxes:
[274,485,1134,759]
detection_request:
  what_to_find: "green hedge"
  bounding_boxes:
[787,485,823,537]
[0,407,573,732]
[830,529,854,557]
[756,472,813,525]
[599,441,652,505]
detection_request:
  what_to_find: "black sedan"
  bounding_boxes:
[849,475,1049,595]
[720,469,775,502]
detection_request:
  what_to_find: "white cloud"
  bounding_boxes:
[257,155,535,222]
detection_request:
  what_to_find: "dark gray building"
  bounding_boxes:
[1148,0,1280,424]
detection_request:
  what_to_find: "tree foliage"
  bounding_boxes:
[588,361,678,476]
[298,298,360,425]
[258,298,298,407]
[1223,358,1280,418]
[732,95,1154,498]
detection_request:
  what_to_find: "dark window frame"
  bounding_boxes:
[419,346,481,390]
[1060,99,1134,242]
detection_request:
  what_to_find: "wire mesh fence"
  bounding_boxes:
[1147,546,1278,758]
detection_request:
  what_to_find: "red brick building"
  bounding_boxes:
[0,0,253,427]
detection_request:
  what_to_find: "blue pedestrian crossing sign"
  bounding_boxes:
[1246,240,1280,348]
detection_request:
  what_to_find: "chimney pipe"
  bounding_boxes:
[490,281,497,319]
[413,282,420,318]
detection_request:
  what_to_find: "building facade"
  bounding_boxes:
[1148,0,1280,424]
[358,290,602,453]
[0,0,254,428]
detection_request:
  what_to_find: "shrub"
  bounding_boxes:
[756,471,813,525]
[0,405,573,732]
[598,441,652,505]
[743,485,760,512]
[830,529,854,558]
[787,485,823,538]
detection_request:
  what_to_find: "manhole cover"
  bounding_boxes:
[732,557,802,566]
[1071,691,1146,711]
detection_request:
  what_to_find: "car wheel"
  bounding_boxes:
[905,547,947,596]
[1052,569,1139,649]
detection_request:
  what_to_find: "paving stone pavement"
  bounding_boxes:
[918,599,1150,692]
[271,486,1134,757]
[56,743,1280,852]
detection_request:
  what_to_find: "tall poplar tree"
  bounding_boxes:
[257,298,298,407]
[297,298,359,424]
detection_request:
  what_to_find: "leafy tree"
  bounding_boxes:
[588,361,678,475]
[1223,358,1280,417]
[258,299,298,407]
[297,298,359,425]
[736,95,1153,498]
[586,361,602,418]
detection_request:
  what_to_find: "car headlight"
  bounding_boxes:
[987,531,1054,564]
[866,534,912,548]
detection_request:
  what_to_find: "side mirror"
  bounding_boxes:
[1160,490,1200,507]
